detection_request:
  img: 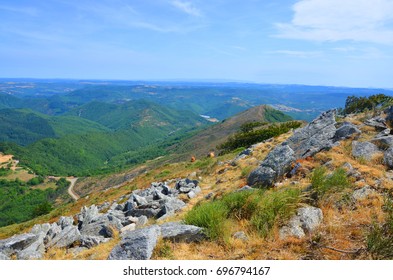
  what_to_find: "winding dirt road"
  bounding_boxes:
[67,177,79,201]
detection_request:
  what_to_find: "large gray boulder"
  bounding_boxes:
[108,225,161,260]
[352,141,379,160]
[46,225,81,248]
[364,116,388,131]
[0,233,38,257]
[384,147,393,169]
[371,136,393,150]
[334,122,361,141]
[279,206,323,239]
[247,145,295,187]
[247,166,276,187]
[58,216,74,229]
[285,110,337,158]
[79,213,123,238]
[44,223,62,244]
[77,205,100,226]
[160,222,205,243]
[0,252,9,260]
[17,224,50,260]
[248,110,338,187]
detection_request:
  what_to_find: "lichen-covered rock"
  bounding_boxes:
[279,206,323,239]
[384,147,393,169]
[0,233,38,257]
[352,186,375,201]
[77,205,100,226]
[160,222,205,243]
[372,136,393,150]
[17,224,51,260]
[247,166,276,187]
[108,225,161,260]
[247,145,295,187]
[80,235,109,248]
[364,116,388,131]
[334,122,361,141]
[248,110,338,187]
[352,141,379,160]
[79,213,123,238]
[58,216,74,229]
[120,224,136,234]
[285,110,337,158]
[0,252,9,260]
[46,225,81,248]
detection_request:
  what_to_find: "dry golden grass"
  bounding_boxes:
[0,154,13,164]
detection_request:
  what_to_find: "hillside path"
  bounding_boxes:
[67,177,79,201]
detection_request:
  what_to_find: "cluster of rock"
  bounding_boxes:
[0,178,202,260]
[246,107,393,188]
[352,110,393,167]
[247,110,362,187]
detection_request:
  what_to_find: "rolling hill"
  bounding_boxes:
[167,105,293,159]
[0,100,208,176]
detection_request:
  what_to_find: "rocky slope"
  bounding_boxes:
[1,106,393,260]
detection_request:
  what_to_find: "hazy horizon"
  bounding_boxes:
[1,0,392,88]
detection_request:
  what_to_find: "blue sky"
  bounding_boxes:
[0,0,392,88]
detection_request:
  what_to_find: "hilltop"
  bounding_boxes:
[1,94,393,260]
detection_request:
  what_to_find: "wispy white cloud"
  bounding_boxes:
[275,0,393,44]
[73,1,204,33]
[171,0,202,17]
[0,4,38,16]
[268,50,323,58]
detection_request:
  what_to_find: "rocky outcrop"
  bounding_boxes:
[248,110,338,187]
[78,208,123,238]
[0,178,200,260]
[384,147,393,169]
[372,136,393,150]
[46,225,81,248]
[80,235,109,249]
[248,145,295,187]
[0,252,9,260]
[124,180,189,219]
[0,233,38,258]
[160,222,205,243]
[334,122,361,141]
[108,226,161,260]
[17,224,50,260]
[285,110,337,158]
[352,141,379,160]
[279,206,323,239]
[364,116,387,131]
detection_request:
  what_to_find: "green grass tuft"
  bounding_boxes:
[311,167,350,198]
[185,188,301,241]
